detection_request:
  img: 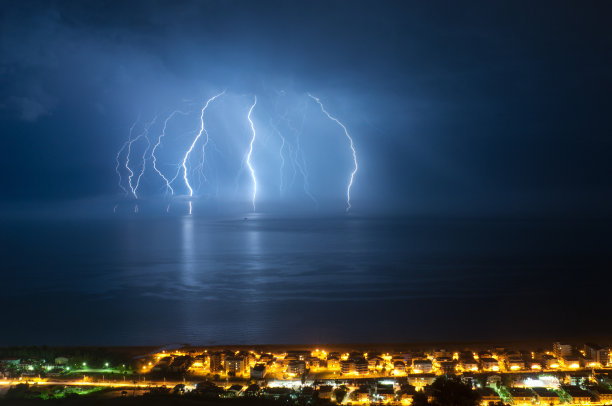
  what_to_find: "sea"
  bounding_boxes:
[1,215,611,346]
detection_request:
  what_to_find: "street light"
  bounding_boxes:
[105,362,109,368]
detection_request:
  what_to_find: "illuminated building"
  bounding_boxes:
[412,359,433,373]
[374,386,395,403]
[250,363,266,379]
[562,356,582,369]
[327,354,340,370]
[259,353,274,363]
[477,387,500,406]
[394,361,406,373]
[318,385,333,400]
[480,357,500,371]
[592,388,612,405]
[368,355,383,369]
[542,356,560,369]
[438,361,457,375]
[355,358,368,375]
[567,372,591,386]
[533,387,561,405]
[435,355,453,364]
[307,356,325,369]
[478,351,493,359]
[509,387,535,406]
[210,352,224,373]
[286,351,310,361]
[460,358,479,372]
[562,385,593,405]
[400,393,414,405]
[286,360,305,375]
[433,350,451,358]
[584,343,610,367]
[169,355,192,372]
[408,374,436,389]
[554,342,574,359]
[152,356,172,371]
[506,358,525,371]
[354,386,370,403]
[340,360,354,374]
[225,355,247,375]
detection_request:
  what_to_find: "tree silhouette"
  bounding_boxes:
[429,376,480,406]
[412,391,430,406]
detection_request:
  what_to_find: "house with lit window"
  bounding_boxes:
[394,361,406,373]
[592,387,612,405]
[480,357,499,371]
[477,387,500,406]
[533,387,560,405]
[562,386,593,405]
[509,387,535,406]
[250,363,266,379]
[506,358,525,371]
[286,360,305,375]
[412,359,433,373]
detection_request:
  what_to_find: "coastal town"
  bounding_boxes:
[2,341,612,405]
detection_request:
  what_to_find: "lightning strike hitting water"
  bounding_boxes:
[113,91,360,214]
[246,96,258,211]
[280,103,317,206]
[115,118,140,196]
[125,119,156,199]
[194,142,210,192]
[308,93,358,211]
[178,92,225,205]
[152,110,188,195]
[134,117,157,197]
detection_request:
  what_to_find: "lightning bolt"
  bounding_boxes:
[246,96,258,211]
[279,102,317,206]
[134,117,157,197]
[115,117,140,196]
[269,119,287,195]
[113,91,359,214]
[152,110,188,195]
[194,137,224,198]
[271,93,316,205]
[178,91,225,214]
[308,93,358,212]
[194,143,209,193]
[279,134,286,193]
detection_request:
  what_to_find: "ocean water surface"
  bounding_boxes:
[1,215,610,346]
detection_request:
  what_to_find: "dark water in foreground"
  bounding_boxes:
[1,215,611,346]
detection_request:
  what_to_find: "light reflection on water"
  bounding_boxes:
[1,215,611,345]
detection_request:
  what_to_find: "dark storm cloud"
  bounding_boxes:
[0,1,611,215]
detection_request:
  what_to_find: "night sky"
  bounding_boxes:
[1,2,612,346]
[1,0,611,216]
